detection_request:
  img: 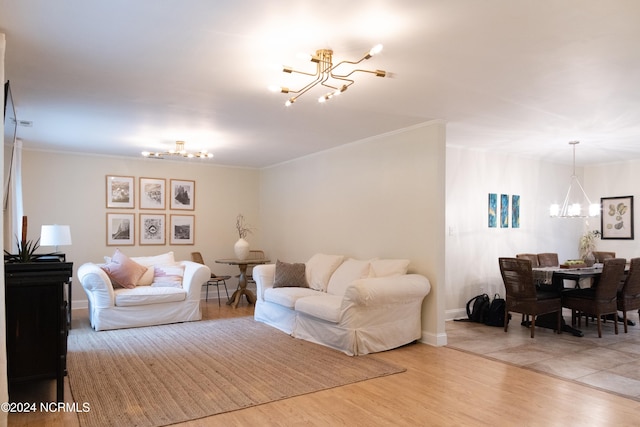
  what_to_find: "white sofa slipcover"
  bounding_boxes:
[254,255,431,355]
[78,256,210,331]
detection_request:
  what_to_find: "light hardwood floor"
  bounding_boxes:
[7,300,640,426]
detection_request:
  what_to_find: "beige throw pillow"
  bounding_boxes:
[132,251,176,285]
[326,258,371,296]
[151,262,185,288]
[305,254,345,291]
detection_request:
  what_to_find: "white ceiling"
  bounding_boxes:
[2,0,640,168]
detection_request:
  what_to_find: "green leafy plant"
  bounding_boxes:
[4,236,41,263]
[579,229,601,258]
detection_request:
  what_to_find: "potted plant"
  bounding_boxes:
[234,214,253,260]
[4,235,41,263]
[579,229,601,266]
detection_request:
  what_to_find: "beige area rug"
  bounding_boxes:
[67,317,404,427]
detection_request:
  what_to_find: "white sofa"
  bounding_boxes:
[254,254,431,356]
[78,251,211,331]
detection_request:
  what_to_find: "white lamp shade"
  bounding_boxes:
[40,225,72,247]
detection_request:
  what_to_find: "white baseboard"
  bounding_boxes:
[420,330,447,347]
[446,308,467,321]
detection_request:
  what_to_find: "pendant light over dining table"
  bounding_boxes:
[549,141,600,218]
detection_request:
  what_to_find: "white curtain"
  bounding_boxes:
[3,138,23,251]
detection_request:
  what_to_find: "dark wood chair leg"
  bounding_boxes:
[530,315,535,338]
[504,307,509,332]
[623,311,628,333]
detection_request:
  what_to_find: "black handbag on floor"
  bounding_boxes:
[484,293,506,327]
[465,293,490,323]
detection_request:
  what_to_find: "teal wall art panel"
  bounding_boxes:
[512,195,520,228]
[488,193,497,228]
[500,194,509,228]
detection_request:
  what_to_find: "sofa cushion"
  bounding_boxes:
[295,294,344,323]
[370,259,410,278]
[101,249,148,289]
[326,258,371,296]
[114,286,186,307]
[264,287,320,309]
[151,263,185,288]
[305,253,345,291]
[273,260,309,288]
[133,252,176,285]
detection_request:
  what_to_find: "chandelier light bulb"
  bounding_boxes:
[368,44,383,57]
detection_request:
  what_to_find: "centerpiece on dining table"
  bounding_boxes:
[560,259,588,269]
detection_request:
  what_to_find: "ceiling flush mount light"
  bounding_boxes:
[270,44,387,106]
[550,141,600,218]
[141,141,213,159]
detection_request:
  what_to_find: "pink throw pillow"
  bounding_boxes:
[101,249,148,289]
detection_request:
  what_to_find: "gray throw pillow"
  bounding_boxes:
[273,260,309,288]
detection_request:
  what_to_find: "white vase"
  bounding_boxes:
[583,251,596,267]
[234,238,250,260]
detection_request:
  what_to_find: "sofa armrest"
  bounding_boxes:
[343,274,431,306]
[180,260,211,301]
[78,263,116,309]
[253,264,276,301]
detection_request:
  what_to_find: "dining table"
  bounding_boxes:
[532,265,632,336]
[533,266,603,290]
[215,258,271,308]
[531,266,605,337]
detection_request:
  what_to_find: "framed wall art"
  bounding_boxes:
[170,179,195,210]
[106,175,134,208]
[106,213,135,246]
[511,195,520,228]
[601,195,634,240]
[170,214,194,245]
[488,193,497,228]
[140,214,166,245]
[500,194,509,228]
[139,177,166,209]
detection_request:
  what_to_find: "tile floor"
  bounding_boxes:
[446,309,640,401]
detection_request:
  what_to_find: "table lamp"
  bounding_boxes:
[40,225,72,252]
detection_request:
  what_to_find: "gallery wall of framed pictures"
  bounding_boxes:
[105,175,196,246]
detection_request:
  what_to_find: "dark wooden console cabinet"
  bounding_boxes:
[4,262,73,402]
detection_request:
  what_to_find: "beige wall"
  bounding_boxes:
[258,121,447,345]
[13,121,448,344]
[15,149,261,305]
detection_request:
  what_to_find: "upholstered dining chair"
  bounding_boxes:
[562,258,627,337]
[516,253,540,268]
[499,257,562,338]
[617,257,640,333]
[593,251,616,263]
[537,253,559,267]
[190,252,230,305]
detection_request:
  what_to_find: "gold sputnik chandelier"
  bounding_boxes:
[270,44,387,106]
[142,141,213,159]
